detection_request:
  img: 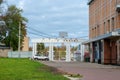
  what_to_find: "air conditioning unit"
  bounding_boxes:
[116,5,120,13]
[112,31,119,35]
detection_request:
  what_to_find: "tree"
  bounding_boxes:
[37,43,45,54]
[0,20,6,42]
[2,5,28,50]
[0,0,3,5]
[0,0,7,42]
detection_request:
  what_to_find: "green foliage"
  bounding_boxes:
[37,43,45,54]
[0,58,68,80]
[0,0,6,42]
[2,5,28,50]
[0,0,3,4]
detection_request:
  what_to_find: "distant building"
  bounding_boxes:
[72,44,85,62]
[85,0,120,65]
[0,44,11,57]
[73,50,81,61]
[22,36,29,51]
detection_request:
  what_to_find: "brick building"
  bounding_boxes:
[86,0,120,64]
[22,36,29,51]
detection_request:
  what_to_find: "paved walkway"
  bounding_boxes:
[41,61,120,80]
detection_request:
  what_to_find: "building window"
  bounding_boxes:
[111,17,114,31]
[107,20,110,33]
[97,25,99,36]
[95,27,96,37]
[119,15,120,28]
[104,22,106,34]
[92,29,94,38]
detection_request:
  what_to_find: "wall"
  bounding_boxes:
[88,0,120,65]
[22,36,29,51]
[89,0,120,39]
[104,39,117,64]
[8,51,32,58]
[104,39,111,64]
[0,48,11,57]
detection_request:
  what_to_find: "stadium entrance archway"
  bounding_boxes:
[31,38,85,62]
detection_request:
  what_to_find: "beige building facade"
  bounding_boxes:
[22,36,29,51]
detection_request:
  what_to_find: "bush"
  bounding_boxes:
[84,52,90,62]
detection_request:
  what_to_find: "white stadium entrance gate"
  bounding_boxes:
[31,38,85,62]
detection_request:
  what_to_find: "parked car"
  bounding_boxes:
[33,55,49,61]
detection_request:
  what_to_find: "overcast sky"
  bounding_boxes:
[7,0,88,39]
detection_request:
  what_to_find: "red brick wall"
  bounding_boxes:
[104,39,111,64]
[89,0,120,65]
[103,39,117,64]
[111,41,117,64]
[89,0,120,39]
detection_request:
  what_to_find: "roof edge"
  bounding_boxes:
[87,0,94,5]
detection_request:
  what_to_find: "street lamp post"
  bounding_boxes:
[18,22,21,58]
[8,19,12,48]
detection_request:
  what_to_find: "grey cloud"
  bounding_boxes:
[7,0,89,38]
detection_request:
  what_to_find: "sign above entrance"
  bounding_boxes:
[31,38,85,43]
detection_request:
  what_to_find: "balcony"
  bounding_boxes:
[88,0,94,5]
[116,5,120,13]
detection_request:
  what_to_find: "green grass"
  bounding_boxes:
[0,58,68,80]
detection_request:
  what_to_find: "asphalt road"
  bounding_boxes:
[41,61,120,80]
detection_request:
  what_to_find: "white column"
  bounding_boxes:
[66,42,71,62]
[81,44,85,62]
[101,40,104,63]
[49,43,52,61]
[32,43,34,58]
[34,43,37,55]
[90,43,93,62]
[32,43,35,58]
[49,43,51,60]
[51,43,54,61]
[49,42,54,61]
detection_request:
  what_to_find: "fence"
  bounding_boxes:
[8,51,32,58]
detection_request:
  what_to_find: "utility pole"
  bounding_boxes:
[18,22,21,58]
